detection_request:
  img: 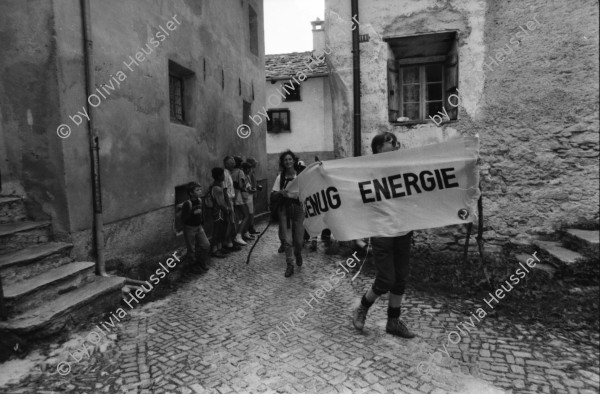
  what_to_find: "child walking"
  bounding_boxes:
[182,182,210,273]
[352,133,415,338]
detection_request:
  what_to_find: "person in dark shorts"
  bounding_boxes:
[352,132,415,338]
[182,182,210,273]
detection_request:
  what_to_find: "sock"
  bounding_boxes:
[387,307,401,319]
[361,294,375,309]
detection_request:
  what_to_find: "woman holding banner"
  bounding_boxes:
[352,132,416,339]
[271,150,305,277]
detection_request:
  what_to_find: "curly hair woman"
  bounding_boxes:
[271,150,305,277]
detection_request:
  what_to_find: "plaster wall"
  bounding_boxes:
[266,76,333,154]
[1,0,266,267]
[0,0,68,226]
[325,0,599,243]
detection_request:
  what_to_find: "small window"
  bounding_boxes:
[283,82,301,102]
[243,100,252,128]
[169,74,184,122]
[267,109,290,132]
[249,6,258,56]
[169,60,195,124]
[386,32,458,123]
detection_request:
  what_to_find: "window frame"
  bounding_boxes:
[266,109,291,133]
[385,31,459,125]
[283,81,301,102]
[398,62,446,122]
[169,73,185,123]
[168,60,195,126]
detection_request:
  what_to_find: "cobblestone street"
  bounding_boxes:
[2,225,599,394]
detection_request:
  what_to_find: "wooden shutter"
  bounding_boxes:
[388,59,400,122]
[445,39,459,120]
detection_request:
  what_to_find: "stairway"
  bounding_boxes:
[516,227,599,277]
[0,195,125,339]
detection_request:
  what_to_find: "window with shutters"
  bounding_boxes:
[386,31,459,124]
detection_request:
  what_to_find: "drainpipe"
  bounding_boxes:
[351,0,361,157]
[81,0,107,276]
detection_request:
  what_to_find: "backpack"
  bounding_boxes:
[202,186,215,210]
[173,200,192,234]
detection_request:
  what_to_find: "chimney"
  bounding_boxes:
[311,18,325,54]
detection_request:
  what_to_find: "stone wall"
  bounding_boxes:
[324,0,599,252]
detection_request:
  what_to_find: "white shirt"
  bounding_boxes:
[272,173,299,199]
[224,169,235,199]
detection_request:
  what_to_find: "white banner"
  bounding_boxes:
[286,136,481,241]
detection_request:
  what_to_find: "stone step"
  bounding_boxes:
[0,242,73,286]
[3,261,96,317]
[516,253,556,277]
[0,275,126,338]
[534,240,586,266]
[562,229,599,260]
[0,221,52,254]
[0,196,26,224]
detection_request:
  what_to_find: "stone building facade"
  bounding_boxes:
[0,0,267,269]
[324,0,599,251]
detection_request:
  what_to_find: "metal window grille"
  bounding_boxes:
[169,74,184,122]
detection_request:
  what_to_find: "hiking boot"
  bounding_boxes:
[249,228,261,235]
[284,265,294,277]
[352,304,369,331]
[278,244,285,253]
[198,252,209,271]
[295,254,303,267]
[234,235,247,246]
[386,319,416,338]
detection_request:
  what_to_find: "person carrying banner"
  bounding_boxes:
[271,150,305,277]
[352,132,416,339]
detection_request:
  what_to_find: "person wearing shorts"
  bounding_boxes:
[351,132,415,339]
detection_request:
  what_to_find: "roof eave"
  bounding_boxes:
[266,72,329,82]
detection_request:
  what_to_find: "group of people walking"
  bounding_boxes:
[181,156,261,273]
[181,133,415,338]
